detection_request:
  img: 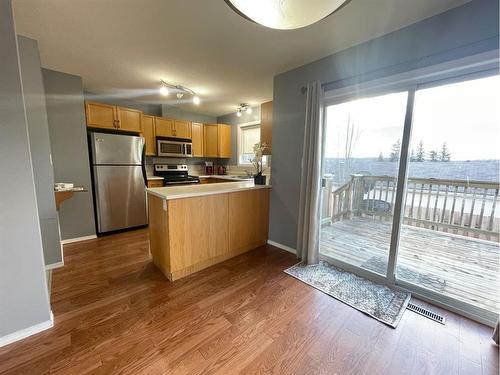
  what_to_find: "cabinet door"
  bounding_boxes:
[142,115,156,156]
[147,179,164,188]
[203,124,219,157]
[191,122,204,157]
[116,106,142,132]
[260,101,272,155]
[217,124,232,158]
[174,120,191,139]
[85,101,116,129]
[155,117,174,137]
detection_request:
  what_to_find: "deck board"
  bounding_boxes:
[320,217,499,312]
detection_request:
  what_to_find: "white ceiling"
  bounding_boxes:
[13,0,469,117]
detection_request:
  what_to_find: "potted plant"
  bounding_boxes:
[251,142,267,185]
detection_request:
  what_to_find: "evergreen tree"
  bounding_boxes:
[416,141,425,162]
[377,152,384,162]
[409,149,416,162]
[440,142,451,162]
[428,150,438,162]
[389,139,401,162]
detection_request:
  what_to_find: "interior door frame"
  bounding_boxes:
[319,50,499,326]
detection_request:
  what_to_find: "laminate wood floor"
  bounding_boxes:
[0,228,497,374]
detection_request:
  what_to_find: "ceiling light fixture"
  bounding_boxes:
[236,103,252,116]
[225,0,348,30]
[159,84,169,96]
[159,80,200,104]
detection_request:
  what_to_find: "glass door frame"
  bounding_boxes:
[319,50,499,326]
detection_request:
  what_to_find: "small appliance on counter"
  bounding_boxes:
[217,165,227,175]
[205,161,213,175]
[154,164,200,186]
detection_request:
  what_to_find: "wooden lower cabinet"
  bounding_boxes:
[147,188,270,281]
[147,179,164,188]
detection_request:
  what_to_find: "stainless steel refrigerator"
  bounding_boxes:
[89,132,148,234]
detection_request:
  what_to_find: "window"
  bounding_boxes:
[238,122,268,165]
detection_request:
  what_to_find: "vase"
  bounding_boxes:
[254,174,266,185]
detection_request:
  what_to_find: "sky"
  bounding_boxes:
[324,74,500,160]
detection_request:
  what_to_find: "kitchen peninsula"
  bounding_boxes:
[146,181,271,281]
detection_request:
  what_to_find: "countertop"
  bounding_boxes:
[146,176,164,180]
[146,180,271,200]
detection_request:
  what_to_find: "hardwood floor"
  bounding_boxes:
[0,228,497,374]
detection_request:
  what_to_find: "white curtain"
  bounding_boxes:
[297,81,324,264]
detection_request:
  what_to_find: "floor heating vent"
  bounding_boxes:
[407,302,445,324]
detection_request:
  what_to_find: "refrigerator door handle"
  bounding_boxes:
[141,143,147,187]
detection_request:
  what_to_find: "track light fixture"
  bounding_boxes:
[236,103,252,116]
[159,80,201,105]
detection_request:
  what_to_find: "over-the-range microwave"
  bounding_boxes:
[156,137,193,157]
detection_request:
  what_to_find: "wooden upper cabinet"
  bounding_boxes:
[174,120,191,139]
[85,101,116,129]
[218,124,232,158]
[116,107,142,132]
[155,117,174,137]
[85,101,143,133]
[260,101,272,155]
[191,122,204,157]
[142,115,156,156]
[203,124,219,157]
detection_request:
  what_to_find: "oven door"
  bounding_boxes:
[157,140,185,157]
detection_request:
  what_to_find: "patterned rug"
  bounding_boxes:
[284,261,411,328]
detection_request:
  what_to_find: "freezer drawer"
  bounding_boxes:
[90,132,144,165]
[93,165,147,233]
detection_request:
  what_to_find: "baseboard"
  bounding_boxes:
[45,261,64,270]
[267,240,296,254]
[61,234,96,245]
[0,311,54,348]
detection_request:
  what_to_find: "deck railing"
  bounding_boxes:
[323,174,500,242]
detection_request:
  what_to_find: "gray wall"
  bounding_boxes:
[217,105,261,165]
[43,69,96,240]
[85,91,162,116]
[0,0,51,339]
[270,0,500,249]
[161,104,216,124]
[18,36,62,266]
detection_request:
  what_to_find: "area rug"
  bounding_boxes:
[284,261,410,328]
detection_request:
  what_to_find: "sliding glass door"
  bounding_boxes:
[320,71,499,322]
[320,92,408,276]
[397,75,500,314]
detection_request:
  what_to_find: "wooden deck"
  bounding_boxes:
[320,218,500,313]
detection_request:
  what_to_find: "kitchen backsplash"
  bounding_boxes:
[145,156,271,180]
